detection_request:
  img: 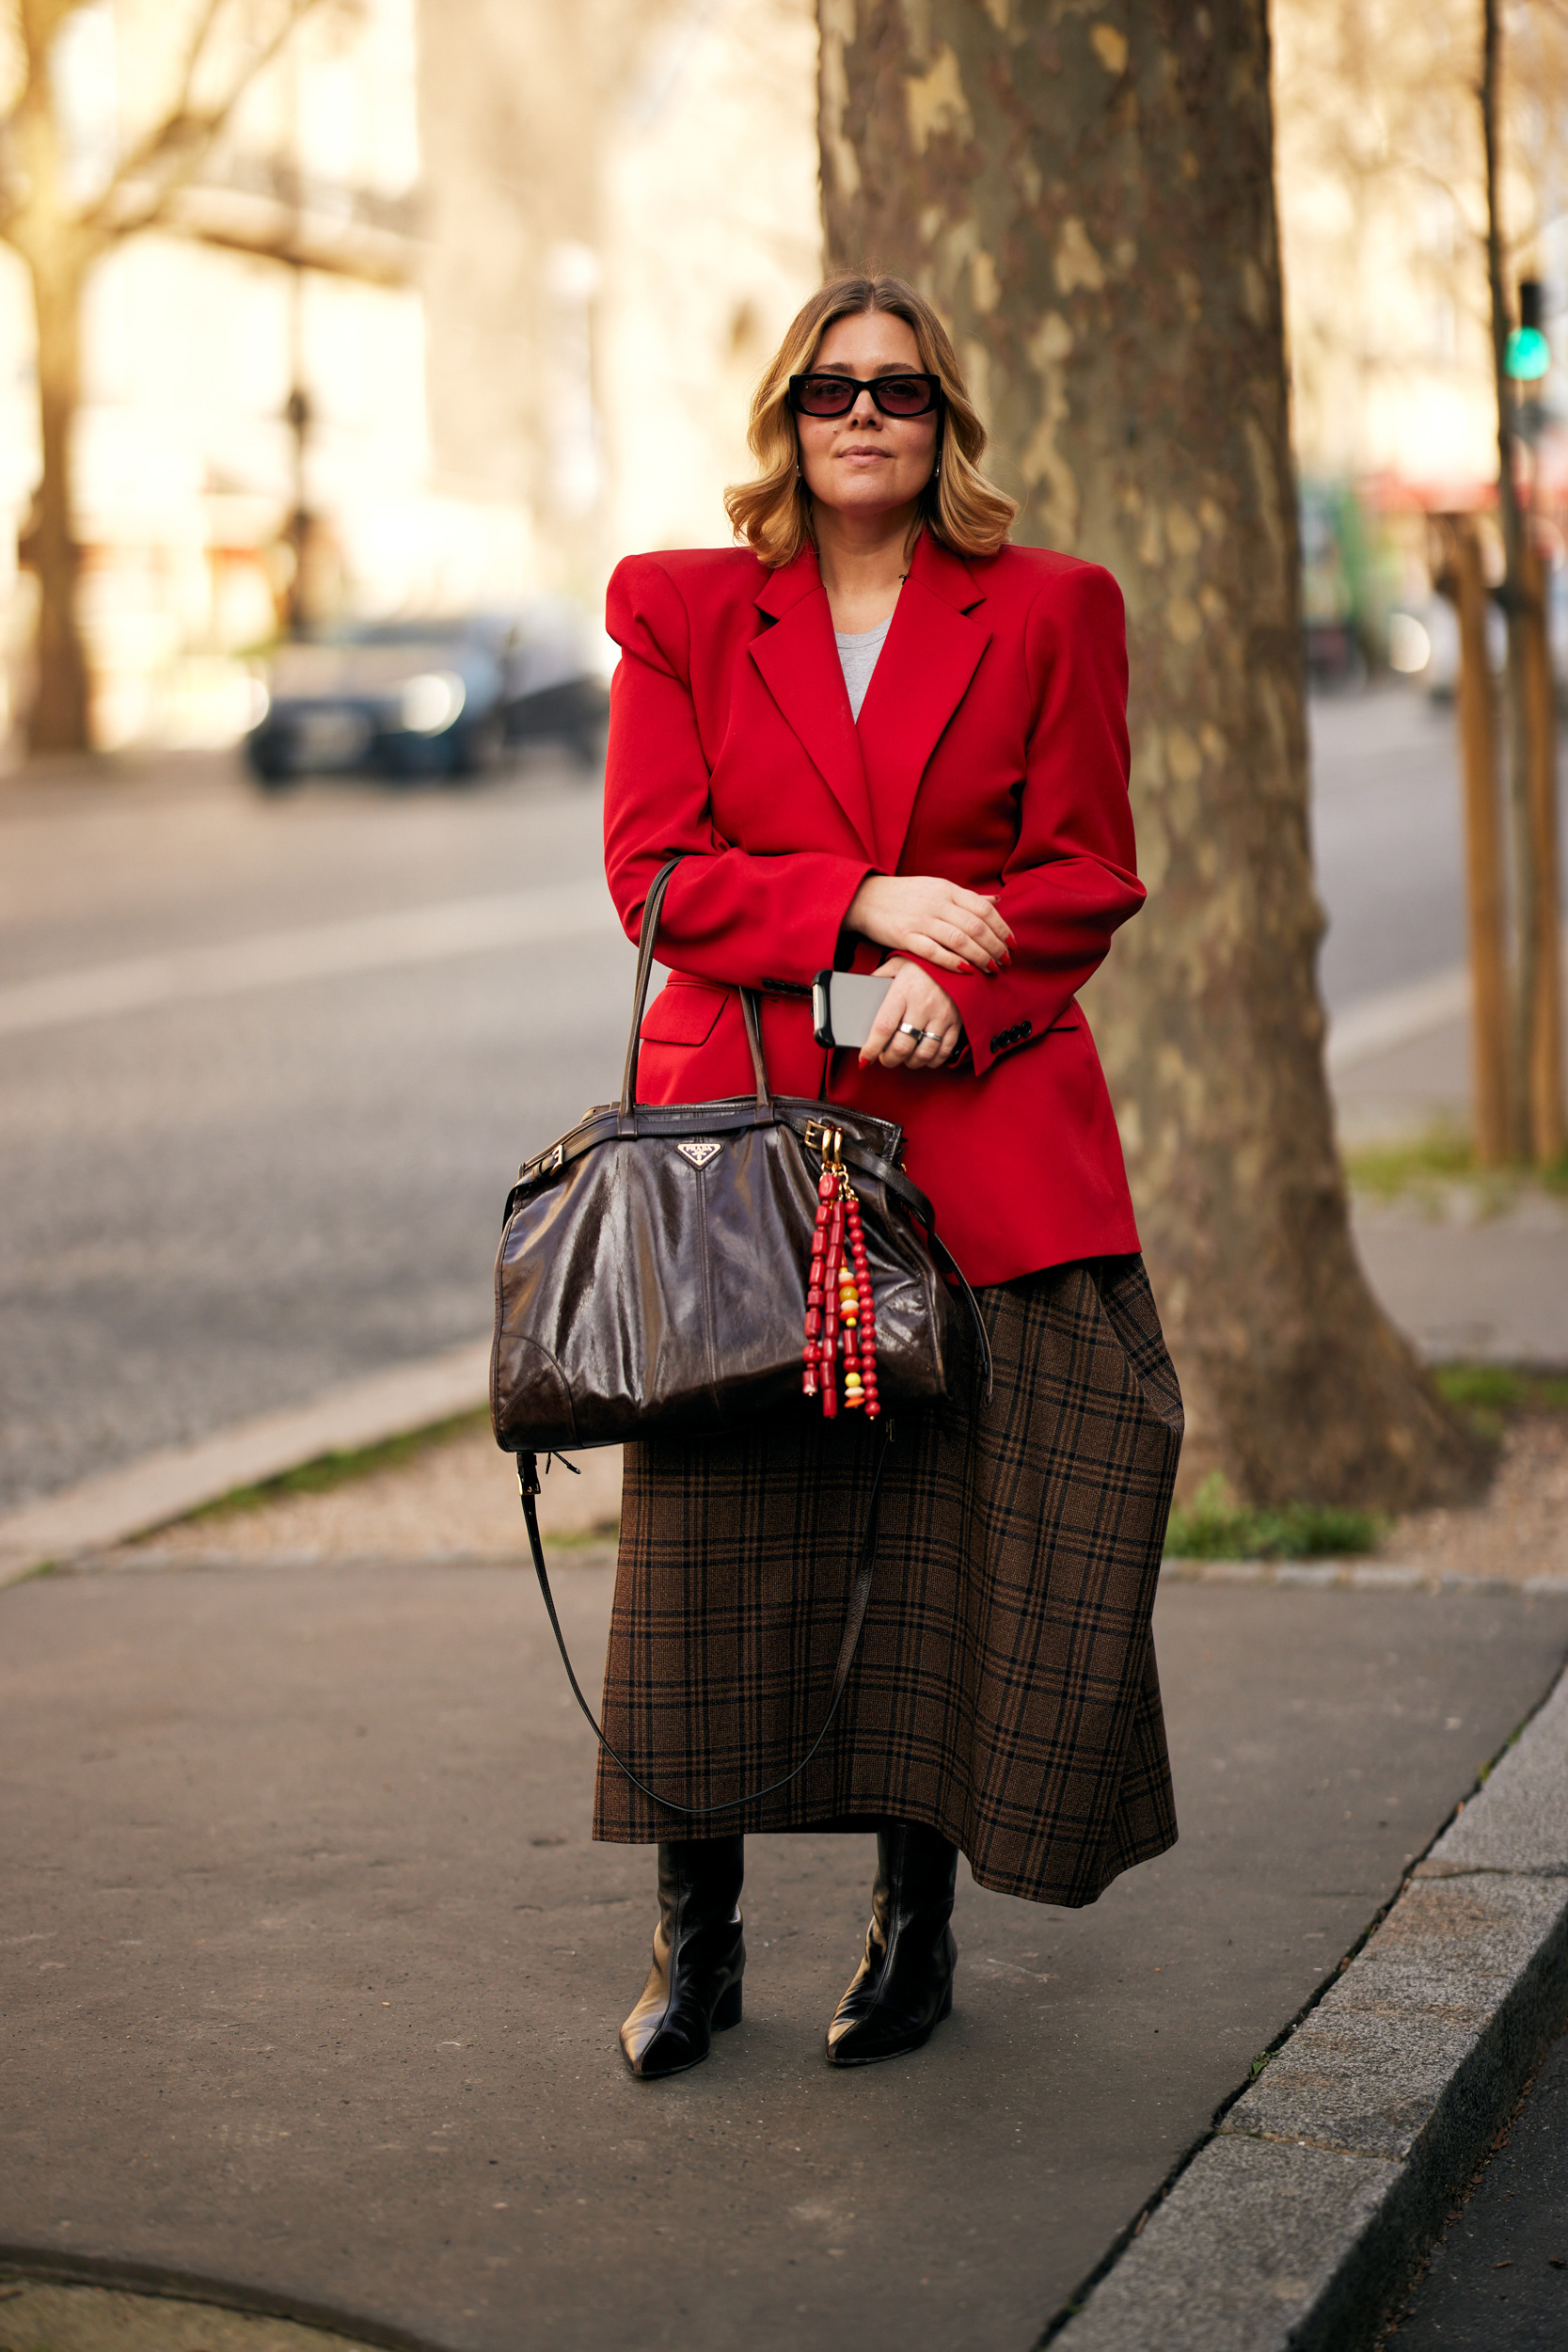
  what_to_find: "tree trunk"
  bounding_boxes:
[24,248,94,755]
[819,0,1481,1507]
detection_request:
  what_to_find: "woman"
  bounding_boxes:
[597,273,1182,2080]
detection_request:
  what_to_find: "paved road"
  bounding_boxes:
[5,1559,1567,2350]
[0,687,1538,1515]
[0,753,635,1514]
[1308,685,1468,1014]
[1392,2023,1568,2345]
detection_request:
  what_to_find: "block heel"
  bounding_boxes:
[713,1979,744,2031]
[825,1821,959,2067]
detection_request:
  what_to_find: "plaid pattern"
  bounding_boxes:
[593,1256,1183,1908]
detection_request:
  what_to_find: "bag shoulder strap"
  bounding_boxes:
[515,1431,890,1820]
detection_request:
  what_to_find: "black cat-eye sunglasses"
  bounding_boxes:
[787,371,943,419]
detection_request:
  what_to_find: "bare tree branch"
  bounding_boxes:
[84,0,329,240]
[171,212,410,285]
[80,0,230,221]
[16,0,90,60]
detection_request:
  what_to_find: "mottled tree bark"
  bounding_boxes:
[819,0,1479,1506]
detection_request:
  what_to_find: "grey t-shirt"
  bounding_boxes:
[834,611,894,722]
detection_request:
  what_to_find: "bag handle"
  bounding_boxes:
[515,1430,891,1819]
[619,854,769,1125]
[610,857,991,1399]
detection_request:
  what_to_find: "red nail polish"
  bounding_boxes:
[958,960,975,975]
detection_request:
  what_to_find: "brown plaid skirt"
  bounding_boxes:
[592,1255,1182,1906]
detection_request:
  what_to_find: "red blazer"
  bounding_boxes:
[601,530,1143,1286]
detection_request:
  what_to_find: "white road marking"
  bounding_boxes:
[1,874,1542,1089]
[0,880,624,1040]
[1324,965,1469,1074]
[1324,927,1568,1074]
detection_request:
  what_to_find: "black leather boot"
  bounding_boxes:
[620,1836,746,2080]
[825,1821,958,2067]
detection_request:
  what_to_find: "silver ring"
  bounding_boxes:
[922,1029,944,1045]
[897,1021,924,1040]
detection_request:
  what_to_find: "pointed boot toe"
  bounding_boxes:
[623,1972,743,2080]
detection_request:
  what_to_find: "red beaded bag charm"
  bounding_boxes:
[800,1129,879,1421]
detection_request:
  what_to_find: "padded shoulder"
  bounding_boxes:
[607,547,768,652]
[974,543,1115,595]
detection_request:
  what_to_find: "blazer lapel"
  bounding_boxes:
[857,535,990,872]
[750,548,878,860]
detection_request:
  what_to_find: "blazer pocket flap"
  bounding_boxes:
[639,978,729,1048]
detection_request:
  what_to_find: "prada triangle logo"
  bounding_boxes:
[675,1138,722,1168]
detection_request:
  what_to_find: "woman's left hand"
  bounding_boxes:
[859,959,963,1071]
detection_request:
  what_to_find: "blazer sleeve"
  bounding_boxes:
[601,555,874,984]
[923,561,1144,1077]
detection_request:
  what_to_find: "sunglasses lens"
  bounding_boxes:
[796,376,855,415]
[876,375,936,414]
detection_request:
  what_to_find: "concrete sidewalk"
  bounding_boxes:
[1336,1007,1568,1370]
[5,1550,1568,2351]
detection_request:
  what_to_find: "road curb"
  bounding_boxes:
[1051,1661,1568,2351]
[1161,1555,1568,1597]
[0,1339,493,1585]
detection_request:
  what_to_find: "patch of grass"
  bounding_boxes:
[1165,1472,1386,1563]
[172,1406,492,1527]
[1344,1126,1477,1199]
[1343,1126,1568,1204]
[1433,1363,1568,1416]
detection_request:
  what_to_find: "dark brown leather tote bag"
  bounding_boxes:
[491,856,986,1458]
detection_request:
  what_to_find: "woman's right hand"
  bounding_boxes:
[846,873,1014,974]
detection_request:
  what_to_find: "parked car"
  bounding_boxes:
[245,606,610,786]
[1391,557,1568,701]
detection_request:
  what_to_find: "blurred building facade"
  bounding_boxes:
[416,0,820,598]
[1,0,438,748]
[1273,0,1568,672]
[0,0,820,751]
[4,0,1556,748]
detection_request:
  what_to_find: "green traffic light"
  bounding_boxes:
[1506,324,1551,381]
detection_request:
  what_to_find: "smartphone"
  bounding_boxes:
[813,969,895,1051]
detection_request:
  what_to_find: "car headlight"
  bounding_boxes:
[1387,614,1432,675]
[400,671,467,734]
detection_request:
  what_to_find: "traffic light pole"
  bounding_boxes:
[1520,536,1565,1163]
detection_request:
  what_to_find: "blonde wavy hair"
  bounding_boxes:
[724,274,1018,567]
